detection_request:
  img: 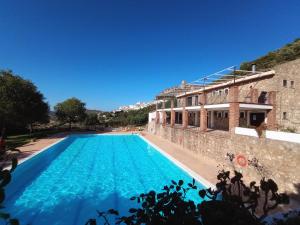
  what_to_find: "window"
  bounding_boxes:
[258,91,267,104]
[217,112,222,118]
[240,112,245,119]
[224,88,229,95]
[224,112,228,118]
[187,97,193,106]
[283,80,287,87]
[291,81,294,88]
[283,112,287,120]
[218,90,222,96]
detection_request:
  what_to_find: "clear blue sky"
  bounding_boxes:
[0,0,300,111]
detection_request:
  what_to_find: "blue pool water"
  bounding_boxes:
[4,134,206,225]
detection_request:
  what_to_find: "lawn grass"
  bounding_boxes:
[6,130,62,150]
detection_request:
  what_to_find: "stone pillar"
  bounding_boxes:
[229,86,240,132]
[200,108,207,131]
[250,88,258,103]
[210,111,214,128]
[182,110,188,128]
[199,93,207,131]
[267,91,277,130]
[162,100,166,126]
[155,100,159,124]
[182,97,188,129]
[229,86,239,102]
[199,93,206,105]
[195,111,199,126]
[155,111,159,124]
[162,112,166,126]
[170,99,175,127]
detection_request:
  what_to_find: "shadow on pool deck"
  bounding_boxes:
[7,192,138,225]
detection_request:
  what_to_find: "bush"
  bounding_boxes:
[240,38,300,70]
[280,127,296,133]
[87,170,290,225]
[0,157,19,225]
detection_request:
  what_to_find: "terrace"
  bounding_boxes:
[154,66,276,132]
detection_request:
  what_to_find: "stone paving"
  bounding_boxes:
[13,131,219,186]
[9,131,300,213]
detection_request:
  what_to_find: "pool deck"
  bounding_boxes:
[141,132,219,185]
[8,133,66,164]
[11,131,219,186]
[8,131,300,214]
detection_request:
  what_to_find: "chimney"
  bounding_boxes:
[252,64,256,73]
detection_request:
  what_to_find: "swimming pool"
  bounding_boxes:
[4,134,208,225]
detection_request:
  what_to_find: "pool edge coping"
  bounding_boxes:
[138,135,216,190]
[6,137,68,169]
[9,133,215,190]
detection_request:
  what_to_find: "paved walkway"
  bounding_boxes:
[12,133,67,164]
[142,132,219,185]
[9,131,300,213]
[12,131,219,185]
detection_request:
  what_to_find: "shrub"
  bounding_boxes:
[0,157,19,225]
[87,170,290,225]
[240,38,300,70]
[281,127,296,133]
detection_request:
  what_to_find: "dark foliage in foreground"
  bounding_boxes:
[0,156,19,225]
[86,170,295,225]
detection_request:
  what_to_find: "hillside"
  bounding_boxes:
[240,38,300,70]
[100,104,156,127]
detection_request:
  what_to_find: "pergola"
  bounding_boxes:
[155,66,276,132]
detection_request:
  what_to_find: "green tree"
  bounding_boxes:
[54,98,87,130]
[0,70,49,136]
[84,113,100,130]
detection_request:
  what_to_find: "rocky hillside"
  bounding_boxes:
[240,38,300,70]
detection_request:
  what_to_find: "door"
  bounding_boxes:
[207,111,211,128]
[250,112,265,126]
[258,91,267,104]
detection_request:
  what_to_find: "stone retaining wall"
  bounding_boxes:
[149,122,300,194]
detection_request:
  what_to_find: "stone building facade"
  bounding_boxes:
[148,123,300,195]
[156,58,300,132]
[148,59,300,194]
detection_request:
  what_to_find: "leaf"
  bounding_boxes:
[178,180,184,186]
[0,188,5,203]
[171,180,177,185]
[9,219,19,225]
[198,190,206,198]
[85,219,96,225]
[97,210,104,216]
[108,209,119,215]
[0,212,10,219]
[10,158,18,172]
[129,208,137,213]
[0,170,11,188]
